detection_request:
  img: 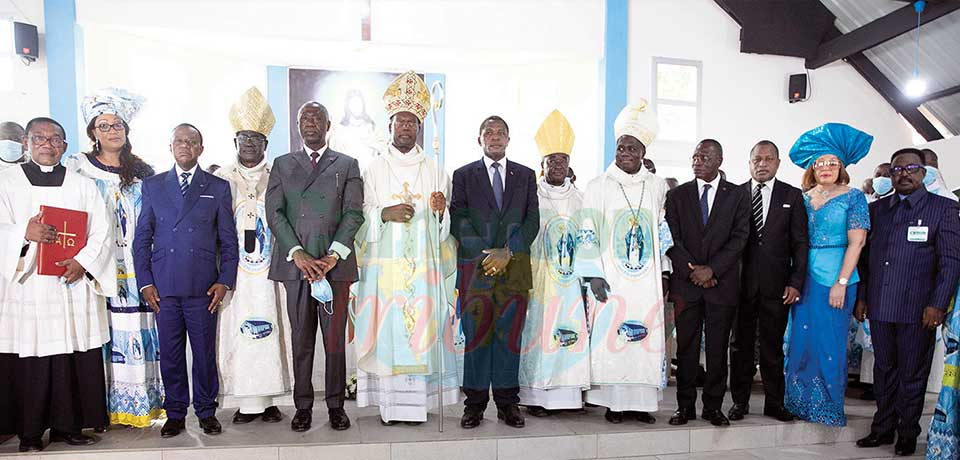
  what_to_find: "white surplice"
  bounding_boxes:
[352,144,459,422]
[518,179,590,409]
[216,160,295,413]
[0,164,116,358]
[575,165,673,412]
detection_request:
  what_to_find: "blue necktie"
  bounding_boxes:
[700,183,711,225]
[492,162,503,210]
[180,172,191,196]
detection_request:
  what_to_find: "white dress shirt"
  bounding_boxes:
[696,175,721,216]
[482,154,507,192]
[175,164,199,186]
[750,177,775,223]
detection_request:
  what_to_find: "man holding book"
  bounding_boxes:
[0,117,117,452]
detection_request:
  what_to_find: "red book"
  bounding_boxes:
[37,205,88,276]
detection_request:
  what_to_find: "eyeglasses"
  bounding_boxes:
[813,160,841,170]
[172,139,201,147]
[891,164,924,176]
[236,133,266,144]
[392,119,419,129]
[30,135,65,148]
[95,122,125,133]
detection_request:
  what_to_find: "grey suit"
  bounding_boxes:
[266,147,363,410]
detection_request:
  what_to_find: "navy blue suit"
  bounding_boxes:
[859,188,960,439]
[133,167,239,420]
[450,158,539,409]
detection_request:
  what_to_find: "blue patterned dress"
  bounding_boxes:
[784,188,870,426]
[63,153,163,427]
[927,284,960,459]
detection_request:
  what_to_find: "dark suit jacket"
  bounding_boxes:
[858,189,960,324]
[133,167,239,297]
[265,148,364,282]
[450,158,539,293]
[739,179,809,300]
[665,178,750,306]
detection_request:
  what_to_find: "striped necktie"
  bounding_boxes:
[180,172,191,196]
[752,183,765,239]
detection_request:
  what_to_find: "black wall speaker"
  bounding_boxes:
[789,74,807,103]
[14,22,38,62]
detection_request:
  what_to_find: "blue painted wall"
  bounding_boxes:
[266,66,290,160]
[602,0,628,169]
[44,0,83,153]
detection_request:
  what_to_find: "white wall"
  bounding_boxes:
[627,0,916,187]
[75,0,604,177]
[0,0,48,127]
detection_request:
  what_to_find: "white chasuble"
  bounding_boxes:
[576,165,673,411]
[518,179,590,409]
[0,166,116,357]
[352,145,459,421]
[216,161,294,409]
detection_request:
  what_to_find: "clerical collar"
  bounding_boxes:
[21,161,66,187]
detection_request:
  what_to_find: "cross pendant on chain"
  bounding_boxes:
[391,182,422,205]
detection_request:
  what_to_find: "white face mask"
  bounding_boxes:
[873,176,893,197]
[0,140,23,163]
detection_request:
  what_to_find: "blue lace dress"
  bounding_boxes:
[784,188,870,426]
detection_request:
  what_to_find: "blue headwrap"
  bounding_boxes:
[788,123,873,169]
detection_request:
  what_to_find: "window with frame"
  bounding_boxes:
[652,57,701,143]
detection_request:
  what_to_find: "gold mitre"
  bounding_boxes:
[535,109,575,157]
[614,99,659,147]
[229,87,276,137]
[383,71,430,122]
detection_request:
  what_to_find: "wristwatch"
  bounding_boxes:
[327,250,341,261]
[837,277,849,286]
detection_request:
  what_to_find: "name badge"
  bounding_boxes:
[907,226,929,242]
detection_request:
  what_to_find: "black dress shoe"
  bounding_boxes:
[233,409,261,424]
[668,407,696,425]
[497,405,525,428]
[161,418,186,438]
[604,409,623,424]
[727,403,749,421]
[526,405,552,417]
[291,409,312,432]
[328,408,351,431]
[199,416,222,435]
[93,425,108,433]
[762,406,796,422]
[856,432,895,448]
[49,429,98,446]
[634,411,656,424]
[403,421,423,426]
[701,409,730,426]
[261,406,283,423]
[460,406,483,429]
[18,436,43,452]
[895,437,917,456]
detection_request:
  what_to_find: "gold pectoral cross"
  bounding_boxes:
[391,182,422,205]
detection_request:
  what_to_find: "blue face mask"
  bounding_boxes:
[923,166,939,188]
[0,140,23,162]
[873,176,893,197]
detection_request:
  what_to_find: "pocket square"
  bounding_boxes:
[782,204,791,208]
[200,195,215,199]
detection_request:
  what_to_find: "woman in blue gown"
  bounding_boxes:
[784,123,872,427]
[927,284,960,458]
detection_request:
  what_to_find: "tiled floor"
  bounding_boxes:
[0,387,938,459]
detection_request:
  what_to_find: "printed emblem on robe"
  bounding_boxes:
[236,202,271,274]
[617,320,649,343]
[240,317,274,340]
[553,327,579,348]
[612,209,654,278]
[544,215,579,285]
[109,329,160,364]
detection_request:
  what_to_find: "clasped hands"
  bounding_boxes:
[293,249,338,281]
[687,263,717,289]
[481,247,511,277]
[381,192,446,224]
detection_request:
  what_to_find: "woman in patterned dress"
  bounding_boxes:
[64,88,161,429]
